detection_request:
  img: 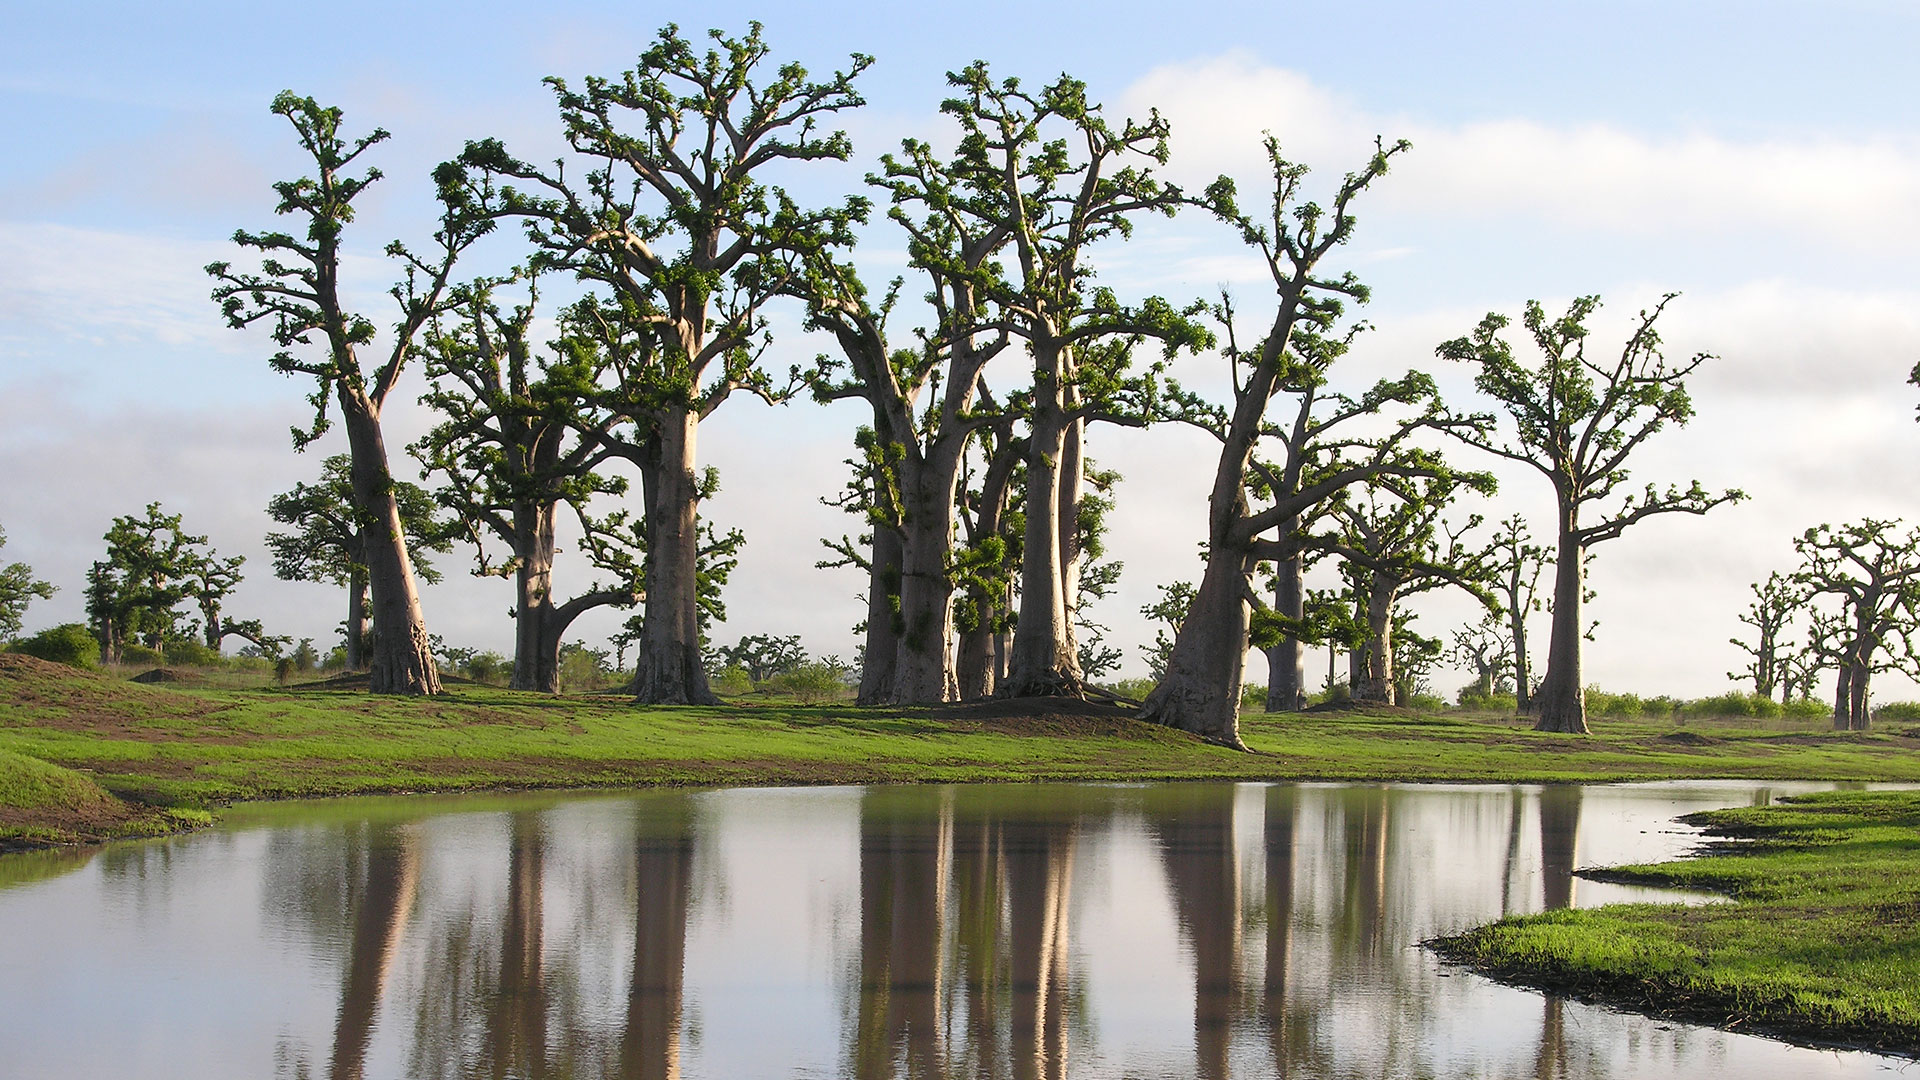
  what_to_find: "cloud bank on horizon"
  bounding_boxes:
[2,8,1916,700]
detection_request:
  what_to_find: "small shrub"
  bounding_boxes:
[290,638,318,672]
[1642,695,1683,718]
[463,651,510,686]
[163,639,220,667]
[1240,683,1268,710]
[274,656,295,686]
[768,662,847,704]
[1783,697,1830,720]
[13,624,99,668]
[120,644,162,666]
[712,664,753,697]
[1307,681,1351,706]
[1456,686,1519,713]
[1405,692,1448,713]
[1600,691,1644,718]
[1684,692,1781,719]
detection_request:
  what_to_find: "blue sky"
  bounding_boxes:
[3,1,1917,697]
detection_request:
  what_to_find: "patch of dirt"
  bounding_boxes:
[283,671,496,692]
[929,698,1176,739]
[129,667,189,684]
[1658,731,1718,746]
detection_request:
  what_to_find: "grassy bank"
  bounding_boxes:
[7,653,1920,850]
[1433,789,1920,1056]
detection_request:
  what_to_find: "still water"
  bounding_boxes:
[0,781,1910,1079]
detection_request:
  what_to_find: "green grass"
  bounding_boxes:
[1433,789,1920,1055]
[6,653,1920,851]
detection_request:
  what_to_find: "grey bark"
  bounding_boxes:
[1534,524,1589,733]
[1005,360,1083,697]
[1265,546,1306,712]
[859,527,902,705]
[635,406,716,705]
[341,392,441,696]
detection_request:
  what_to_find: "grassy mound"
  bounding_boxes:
[0,747,133,848]
[1433,790,1920,1055]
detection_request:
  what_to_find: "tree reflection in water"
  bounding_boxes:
[146,782,1882,1080]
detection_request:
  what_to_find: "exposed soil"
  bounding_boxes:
[930,697,1182,740]
[129,667,189,684]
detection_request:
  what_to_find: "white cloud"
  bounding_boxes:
[1123,52,1920,253]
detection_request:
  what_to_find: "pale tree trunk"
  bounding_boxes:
[1005,385,1082,697]
[892,459,962,703]
[1139,550,1255,749]
[1265,543,1305,712]
[858,527,902,705]
[1533,519,1588,734]
[1509,601,1531,713]
[956,439,1019,701]
[1851,663,1871,730]
[339,390,441,695]
[636,406,717,705]
[1352,577,1399,705]
[1056,409,1085,661]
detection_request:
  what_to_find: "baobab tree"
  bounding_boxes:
[1310,477,1494,705]
[1728,571,1799,702]
[939,64,1211,698]
[210,93,498,694]
[799,127,1017,703]
[414,282,651,693]
[454,24,870,704]
[0,525,55,641]
[266,455,451,671]
[1793,519,1920,730]
[1479,514,1549,713]
[1139,137,1486,746]
[1439,295,1744,733]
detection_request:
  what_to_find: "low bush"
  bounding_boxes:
[1642,695,1683,718]
[1683,692,1782,719]
[1405,692,1449,713]
[120,644,162,666]
[1100,677,1156,703]
[1589,690,1644,718]
[767,662,847,704]
[1456,687,1519,713]
[1240,683,1268,710]
[163,640,220,667]
[12,624,99,668]
[712,665,753,697]
[1784,697,1830,720]
[1872,701,1920,723]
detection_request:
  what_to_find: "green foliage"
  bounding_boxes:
[767,661,850,704]
[558,642,616,694]
[1404,692,1449,713]
[290,639,318,673]
[712,665,754,697]
[711,634,808,683]
[12,624,99,668]
[1782,697,1828,719]
[1872,701,1920,722]
[1104,677,1157,702]
[266,454,451,588]
[1240,683,1268,710]
[1585,689,1644,718]
[1641,695,1683,718]
[163,640,221,667]
[1684,691,1783,719]
[1457,686,1519,713]
[0,525,56,640]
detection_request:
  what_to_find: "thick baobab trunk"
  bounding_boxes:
[858,527,902,705]
[1056,410,1086,659]
[344,566,369,670]
[1832,662,1853,731]
[1139,550,1255,749]
[892,462,962,703]
[339,391,441,695]
[1005,397,1082,697]
[956,440,1019,701]
[1533,525,1588,734]
[636,406,717,705]
[511,503,560,693]
[1352,579,1397,705]
[1265,543,1305,713]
